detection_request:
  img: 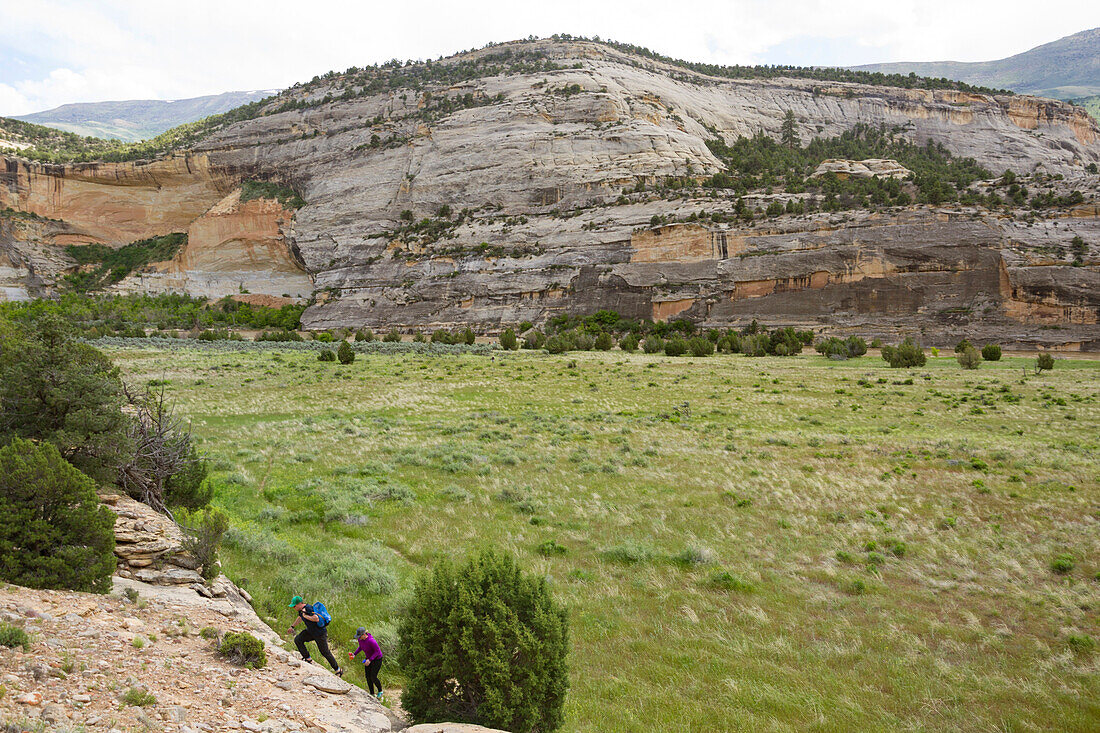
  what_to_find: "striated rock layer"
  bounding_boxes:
[2,39,1099,346]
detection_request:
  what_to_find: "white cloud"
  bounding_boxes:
[0,0,1097,115]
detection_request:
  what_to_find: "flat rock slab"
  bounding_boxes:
[302,675,352,694]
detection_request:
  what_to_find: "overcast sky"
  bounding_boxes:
[1,1,1097,116]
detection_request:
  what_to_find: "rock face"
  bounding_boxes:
[100,493,205,585]
[2,39,1099,346]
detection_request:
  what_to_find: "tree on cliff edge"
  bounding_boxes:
[781,110,799,149]
[399,550,569,732]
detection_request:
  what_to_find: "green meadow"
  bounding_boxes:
[109,345,1100,732]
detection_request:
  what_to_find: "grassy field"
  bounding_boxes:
[109,345,1100,732]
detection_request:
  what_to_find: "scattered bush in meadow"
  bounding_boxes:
[664,337,689,357]
[816,335,868,360]
[537,539,568,556]
[603,541,654,564]
[1051,553,1075,574]
[981,344,1001,361]
[0,623,30,651]
[121,687,157,707]
[355,328,375,342]
[383,329,402,342]
[881,338,926,368]
[1067,633,1095,655]
[523,330,547,349]
[956,346,982,370]
[337,340,355,364]
[705,570,754,592]
[1036,353,1054,373]
[500,328,519,350]
[687,336,714,357]
[593,332,614,351]
[642,335,664,354]
[954,340,972,354]
[318,349,336,362]
[619,334,639,352]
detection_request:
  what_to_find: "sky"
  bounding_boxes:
[1,0,1097,116]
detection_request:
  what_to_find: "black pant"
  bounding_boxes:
[363,657,383,694]
[294,629,339,672]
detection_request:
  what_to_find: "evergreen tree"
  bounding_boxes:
[780,110,799,150]
[0,438,116,593]
[0,314,130,483]
[399,550,568,732]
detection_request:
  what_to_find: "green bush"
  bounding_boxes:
[954,339,973,354]
[687,337,714,357]
[199,626,219,640]
[981,344,1002,361]
[619,334,639,352]
[313,331,336,343]
[1036,353,1055,373]
[337,340,355,364]
[383,329,402,343]
[318,349,336,362]
[460,327,476,345]
[956,346,982,370]
[164,445,212,510]
[664,337,688,357]
[545,335,570,354]
[354,328,375,342]
[1051,553,1075,574]
[593,332,614,351]
[179,507,229,582]
[0,438,115,593]
[816,335,868,360]
[705,570,754,593]
[399,550,568,732]
[500,328,519,350]
[430,330,453,344]
[881,338,927,368]
[217,631,267,668]
[0,623,30,651]
[603,541,654,564]
[642,336,664,354]
[121,687,157,707]
[1067,633,1096,655]
[524,330,547,349]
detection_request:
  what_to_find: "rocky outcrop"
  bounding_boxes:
[810,158,912,179]
[1,39,1098,345]
[100,493,205,586]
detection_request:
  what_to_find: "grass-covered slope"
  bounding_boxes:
[110,345,1100,732]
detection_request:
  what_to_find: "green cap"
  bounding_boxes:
[288,595,304,608]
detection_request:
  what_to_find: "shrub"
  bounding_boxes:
[881,338,926,368]
[179,507,230,582]
[337,340,355,364]
[199,626,219,640]
[399,550,568,732]
[1051,553,1075,574]
[218,631,267,668]
[318,349,336,362]
[121,687,157,707]
[460,327,476,345]
[642,336,664,354]
[312,331,336,343]
[500,328,519,350]
[0,623,30,651]
[355,328,375,342]
[956,346,982,370]
[687,337,715,357]
[164,445,212,510]
[0,438,115,593]
[664,337,689,357]
[845,336,868,357]
[1067,633,1096,655]
[430,330,453,344]
[981,344,1002,361]
[256,329,304,342]
[705,570,754,593]
[545,335,570,354]
[536,539,568,556]
[0,314,130,483]
[1036,353,1055,373]
[413,331,427,343]
[383,329,402,343]
[603,541,653,564]
[619,334,639,352]
[593,332,614,351]
[954,339,972,354]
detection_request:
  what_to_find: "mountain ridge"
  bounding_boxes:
[12,90,278,142]
[852,27,1100,101]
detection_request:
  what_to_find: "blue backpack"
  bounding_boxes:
[312,602,332,628]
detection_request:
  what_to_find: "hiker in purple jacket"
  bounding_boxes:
[349,627,384,700]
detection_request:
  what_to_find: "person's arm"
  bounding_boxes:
[302,611,320,622]
[286,615,298,635]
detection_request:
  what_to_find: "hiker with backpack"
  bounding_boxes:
[349,627,385,701]
[286,595,343,676]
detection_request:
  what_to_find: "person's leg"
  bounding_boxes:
[366,658,383,695]
[314,633,341,672]
[294,629,312,662]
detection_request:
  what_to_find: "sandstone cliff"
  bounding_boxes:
[1,39,1098,347]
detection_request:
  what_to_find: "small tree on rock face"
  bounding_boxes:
[337,340,355,364]
[0,438,115,593]
[399,550,568,733]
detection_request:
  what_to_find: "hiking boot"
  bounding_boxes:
[335,668,345,677]
[377,691,384,702]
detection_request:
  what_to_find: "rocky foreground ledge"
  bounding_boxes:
[0,495,509,733]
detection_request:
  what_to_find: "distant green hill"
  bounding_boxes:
[853,27,1100,105]
[13,90,277,142]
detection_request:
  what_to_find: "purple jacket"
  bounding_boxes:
[352,634,383,662]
